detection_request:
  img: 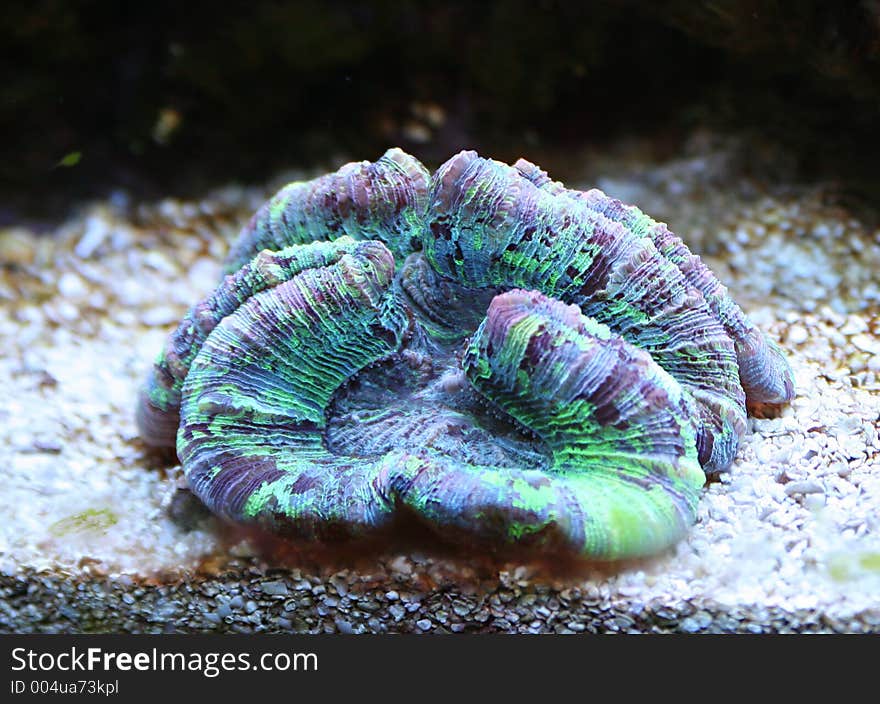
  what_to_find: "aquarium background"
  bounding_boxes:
[5,0,880,222]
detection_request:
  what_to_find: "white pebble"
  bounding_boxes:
[784,480,824,496]
[74,216,110,259]
[840,316,867,335]
[57,272,88,299]
[803,494,826,511]
[141,306,180,327]
[787,325,809,345]
[851,334,880,355]
[834,462,852,478]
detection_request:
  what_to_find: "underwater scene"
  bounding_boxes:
[2,2,879,634]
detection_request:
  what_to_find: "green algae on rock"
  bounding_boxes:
[137,149,795,560]
[48,509,119,538]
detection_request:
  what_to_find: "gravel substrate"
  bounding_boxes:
[2,137,879,633]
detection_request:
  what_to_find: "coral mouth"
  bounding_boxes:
[325,345,550,473]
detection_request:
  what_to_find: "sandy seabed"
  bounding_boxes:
[2,137,879,633]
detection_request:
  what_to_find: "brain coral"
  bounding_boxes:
[137,149,794,560]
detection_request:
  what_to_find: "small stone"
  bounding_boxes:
[49,301,79,322]
[851,334,880,355]
[74,216,110,258]
[227,595,244,611]
[784,480,823,496]
[389,556,412,576]
[229,541,256,558]
[787,325,809,345]
[416,619,433,631]
[451,600,472,617]
[32,438,62,454]
[612,614,635,630]
[57,272,88,299]
[680,615,706,633]
[803,494,826,511]
[141,306,180,327]
[474,609,490,623]
[329,575,349,597]
[261,580,289,597]
[835,463,853,478]
[0,228,37,266]
[840,316,867,335]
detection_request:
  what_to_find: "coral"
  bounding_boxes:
[137,149,794,559]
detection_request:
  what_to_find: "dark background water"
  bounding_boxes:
[4,0,879,224]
